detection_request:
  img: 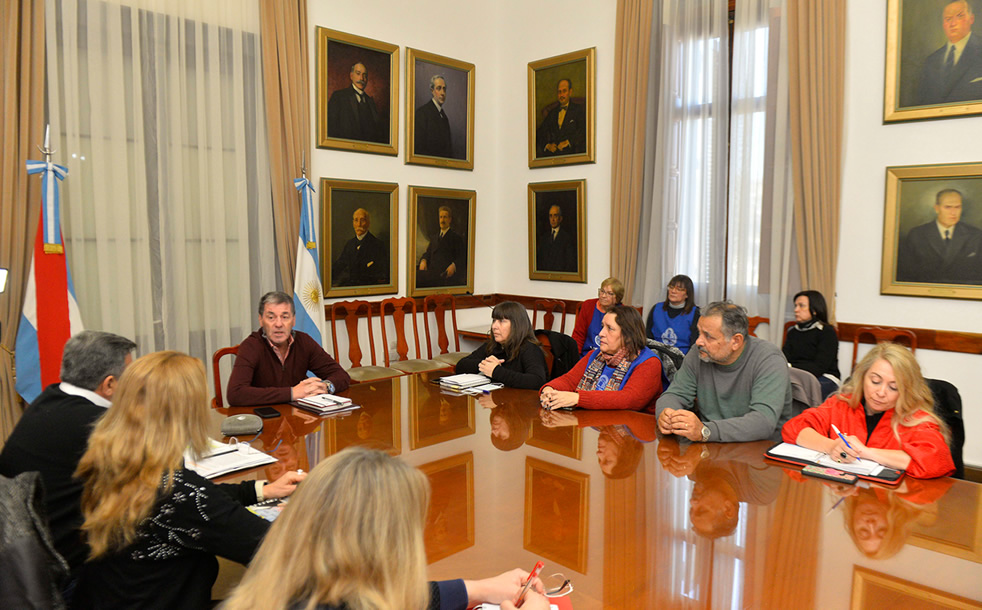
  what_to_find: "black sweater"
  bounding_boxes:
[454,341,548,389]
[782,321,840,380]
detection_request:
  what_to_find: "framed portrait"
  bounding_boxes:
[528,417,581,460]
[420,452,475,563]
[407,186,476,297]
[884,0,982,122]
[408,376,475,450]
[528,48,596,168]
[881,163,982,300]
[528,180,587,282]
[524,457,589,573]
[850,567,980,609]
[326,381,401,456]
[321,179,398,298]
[406,48,475,170]
[316,28,398,155]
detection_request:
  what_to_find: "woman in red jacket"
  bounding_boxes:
[541,305,662,413]
[572,277,624,357]
[782,343,953,479]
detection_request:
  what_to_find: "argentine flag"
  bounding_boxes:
[293,177,327,345]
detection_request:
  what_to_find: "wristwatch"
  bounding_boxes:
[326,380,335,394]
[700,425,711,442]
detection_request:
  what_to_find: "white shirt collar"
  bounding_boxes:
[432,99,444,112]
[937,220,958,239]
[60,381,111,408]
[352,84,366,97]
[948,33,972,64]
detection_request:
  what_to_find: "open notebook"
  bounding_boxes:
[765,442,905,484]
[185,439,277,479]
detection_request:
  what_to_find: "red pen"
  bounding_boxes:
[514,561,544,608]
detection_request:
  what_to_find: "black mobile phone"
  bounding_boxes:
[254,407,281,419]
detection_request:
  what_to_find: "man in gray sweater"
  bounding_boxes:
[656,301,792,442]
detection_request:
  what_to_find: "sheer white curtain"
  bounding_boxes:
[726,0,794,343]
[46,0,275,367]
[637,0,729,315]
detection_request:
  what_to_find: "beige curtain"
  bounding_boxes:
[0,0,44,443]
[609,0,654,304]
[260,0,310,292]
[787,0,846,322]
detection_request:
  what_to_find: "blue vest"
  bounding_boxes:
[586,347,656,390]
[648,303,696,353]
[582,307,605,357]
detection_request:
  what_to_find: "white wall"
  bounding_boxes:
[839,1,982,468]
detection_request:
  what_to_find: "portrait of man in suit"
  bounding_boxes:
[327,61,385,143]
[333,208,388,287]
[915,1,982,106]
[417,205,467,288]
[414,75,453,158]
[536,78,586,157]
[536,204,578,273]
[897,187,982,284]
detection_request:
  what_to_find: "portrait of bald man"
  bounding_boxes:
[333,207,389,286]
[915,1,982,106]
[327,61,386,143]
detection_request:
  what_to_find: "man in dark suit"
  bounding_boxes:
[916,1,982,105]
[536,78,586,157]
[537,204,577,272]
[333,208,388,286]
[327,62,385,143]
[898,188,982,284]
[414,74,454,158]
[418,205,466,287]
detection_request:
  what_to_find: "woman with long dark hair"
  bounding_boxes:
[455,301,548,389]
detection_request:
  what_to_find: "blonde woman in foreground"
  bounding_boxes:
[223,447,548,610]
[73,351,304,609]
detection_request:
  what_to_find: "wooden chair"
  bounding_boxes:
[851,326,918,370]
[211,345,239,409]
[422,294,470,367]
[781,320,795,346]
[380,297,449,374]
[747,316,769,338]
[330,300,405,383]
[532,299,567,333]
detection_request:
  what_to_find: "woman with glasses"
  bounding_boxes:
[572,277,624,357]
[645,274,700,354]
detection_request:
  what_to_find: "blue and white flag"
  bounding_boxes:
[292,177,327,345]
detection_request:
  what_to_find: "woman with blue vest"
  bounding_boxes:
[645,274,700,354]
[540,305,663,412]
[572,277,624,357]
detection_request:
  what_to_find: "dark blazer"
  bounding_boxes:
[418,229,466,287]
[916,34,982,105]
[897,221,982,284]
[536,100,586,157]
[414,100,454,158]
[327,86,384,143]
[455,341,548,389]
[333,231,388,286]
[536,226,577,272]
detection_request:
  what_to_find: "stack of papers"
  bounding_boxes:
[295,393,359,416]
[185,439,277,479]
[439,373,491,390]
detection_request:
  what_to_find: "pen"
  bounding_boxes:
[515,560,544,608]
[825,495,846,515]
[831,424,853,449]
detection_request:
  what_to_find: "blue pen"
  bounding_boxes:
[830,424,853,449]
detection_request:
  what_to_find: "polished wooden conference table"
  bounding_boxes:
[214,371,982,609]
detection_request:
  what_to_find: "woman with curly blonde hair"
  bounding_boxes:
[782,343,953,478]
[74,351,303,608]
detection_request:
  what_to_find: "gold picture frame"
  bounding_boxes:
[851,566,981,609]
[408,376,475,450]
[406,48,475,170]
[528,179,587,283]
[524,457,590,573]
[321,179,399,298]
[407,185,477,297]
[881,162,982,299]
[528,48,596,168]
[316,28,399,155]
[420,452,475,563]
[884,0,982,123]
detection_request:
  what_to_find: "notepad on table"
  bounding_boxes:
[295,393,358,415]
[439,373,491,390]
[185,439,277,479]
[767,442,885,476]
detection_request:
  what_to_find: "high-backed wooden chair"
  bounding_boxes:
[330,300,405,383]
[532,299,567,333]
[380,297,449,373]
[211,345,239,409]
[422,294,470,367]
[850,326,918,370]
[747,316,769,338]
[781,320,795,346]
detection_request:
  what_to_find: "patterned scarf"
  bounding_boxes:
[577,348,633,392]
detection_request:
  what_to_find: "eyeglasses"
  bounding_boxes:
[598,289,616,297]
[544,573,574,598]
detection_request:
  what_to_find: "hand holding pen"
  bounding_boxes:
[829,424,864,463]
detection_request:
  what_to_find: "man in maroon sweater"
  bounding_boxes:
[227,291,351,406]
